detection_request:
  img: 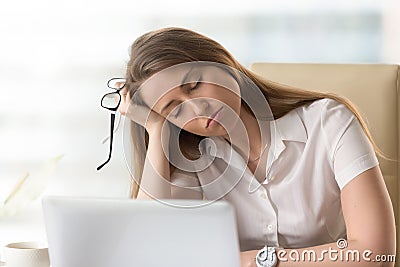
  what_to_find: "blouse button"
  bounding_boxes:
[267,224,274,232]
[259,192,268,200]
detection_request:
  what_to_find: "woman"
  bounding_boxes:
[116,27,395,266]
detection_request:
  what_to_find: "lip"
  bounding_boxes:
[206,107,223,128]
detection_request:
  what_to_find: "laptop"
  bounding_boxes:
[42,196,241,267]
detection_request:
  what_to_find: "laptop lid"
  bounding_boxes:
[42,196,241,267]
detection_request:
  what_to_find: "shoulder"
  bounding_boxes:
[295,97,355,127]
[297,97,351,115]
[294,98,358,156]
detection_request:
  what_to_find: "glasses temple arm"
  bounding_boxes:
[101,111,121,144]
[97,112,116,171]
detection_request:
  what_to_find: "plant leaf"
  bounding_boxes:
[0,154,64,217]
[4,172,30,205]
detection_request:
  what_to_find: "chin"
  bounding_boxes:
[186,127,227,137]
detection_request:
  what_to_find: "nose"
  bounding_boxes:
[186,98,209,117]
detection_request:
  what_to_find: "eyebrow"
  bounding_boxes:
[160,67,194,114]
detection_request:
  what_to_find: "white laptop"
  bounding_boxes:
[42,196,241,267]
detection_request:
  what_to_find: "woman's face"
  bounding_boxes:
[137,64,242,137]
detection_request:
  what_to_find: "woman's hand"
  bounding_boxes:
[118,89,167,135]
[240,250,258,267]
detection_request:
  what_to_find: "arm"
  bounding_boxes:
[241,166,396,267]
[137,123,173,200]
[118,88,174,200]
[136,122,204,200]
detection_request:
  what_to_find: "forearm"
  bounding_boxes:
[243,239,396,267]
[137,125,172,200]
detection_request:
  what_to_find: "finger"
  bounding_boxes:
[118,89,129,116]
[125,101,153,127]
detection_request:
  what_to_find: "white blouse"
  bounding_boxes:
[169,98,380,251]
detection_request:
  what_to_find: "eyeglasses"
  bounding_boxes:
[97,78,126,171]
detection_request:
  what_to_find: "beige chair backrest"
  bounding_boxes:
[250,63,399,265]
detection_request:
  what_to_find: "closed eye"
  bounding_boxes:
[173,80,202,118]
[185,80,201,93]
[186,74,203,93]
[191,81,201,90]
[173,105,182,118]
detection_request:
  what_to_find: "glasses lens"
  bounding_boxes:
[102,93,120,109]
[108,78,126,90]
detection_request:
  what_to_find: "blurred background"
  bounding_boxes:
[0,0,399,255]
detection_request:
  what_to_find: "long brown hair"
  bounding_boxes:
[125,27,389,199]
